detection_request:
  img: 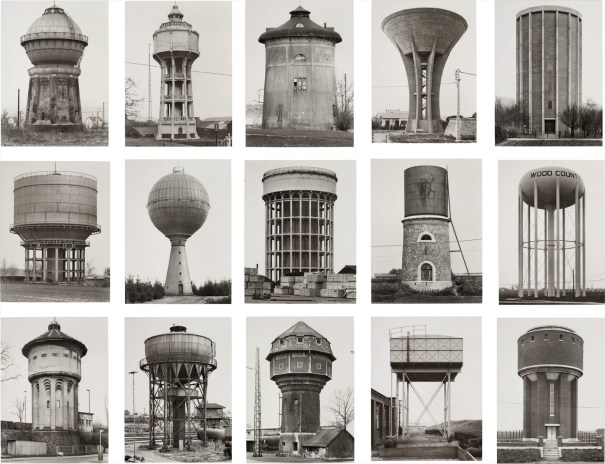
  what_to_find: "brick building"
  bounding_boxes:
[371,388,395,448]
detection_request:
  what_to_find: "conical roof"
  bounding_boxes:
[22,319,87,357]
[259,5,342,44]
[275,321,326,340]
[268,321,335,360]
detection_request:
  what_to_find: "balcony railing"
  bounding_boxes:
[161,117,193,122]
[21,32,88,43]
[163,94,188,100]
[162,73,191,79]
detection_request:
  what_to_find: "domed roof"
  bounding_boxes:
[147,167,210,238]
[22,319,87,357]
[24,5,86,40]
[259,6,342,44]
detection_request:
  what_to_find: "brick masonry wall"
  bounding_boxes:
[402,218,451,283]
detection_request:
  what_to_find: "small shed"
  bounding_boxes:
[377,111,408,130]
[85,116,104,129]
[338,265,357,275]
[303,428,354,459]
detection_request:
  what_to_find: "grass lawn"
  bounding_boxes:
[2,130,108,146]
[372,281,481,304]
[1,282,109,302]
[246,127,353,147]
[498,138,602,146]
[499,289,604,304]
[373,131,476,144]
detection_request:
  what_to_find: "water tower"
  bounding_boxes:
[147,166,210,295]
[22,319,87,433]
[259,6,342,130]
[10,170,101,283]
[401,166,452,291]
[517,167,585,298]
[21,5,88,130]
[382,8,467,133]
[262,167,337,282]
[389,326,463,438]
[266,321,335,455]
[518,326,583,439]
[516,6,582,134]
[153,4,200,140]
[140,324,217,450]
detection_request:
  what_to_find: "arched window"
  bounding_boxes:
[417,232,435,242]
[421,263,433,281]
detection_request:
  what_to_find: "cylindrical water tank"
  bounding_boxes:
[12,171,99,241]
[518,326,583,374]
[404,166,448,217]
[153,6,199,57]
[262,167,338,197]
[144,325,216,366]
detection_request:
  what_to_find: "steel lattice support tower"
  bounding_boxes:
[253,347,263,457]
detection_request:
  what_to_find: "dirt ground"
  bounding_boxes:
[247,453,352,462]
[0,282,110,302]
[246,294,354,304]
[2,130,108,146]
[126,442,228,462]
[143,295,229,304]
[246,128,353,147]
[125,137,227,147]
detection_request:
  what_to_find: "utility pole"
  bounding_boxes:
[455,69,461,142]
[87,389,91,413]
[253,347,262,457]
[17,89,20,129]
[24,391,27,431]
[129,371,137,460]
[148,43,152,122]
[344,73,347,113]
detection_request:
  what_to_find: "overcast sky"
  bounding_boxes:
[244,160,356,276]
[495,0,603,104]
[246,317,354,432]
[245,0,354,105]
[372,0,476,117]
[125,1,232,121]
[1,1,108,117]
[498,318,605,431]
[0,161,110,275]
[124,318,231,416]
[371,317,482,424]
[125,160,231,284]
[371,159,482,276]
[498,161,605,289]
[1,317,108,426]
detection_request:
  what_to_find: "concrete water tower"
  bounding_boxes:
[147,166,210,296]
[10,170,101,283]
[517,167,585,298]
[21,4,88,130]
[259,6,342,130]
[153,4,200,140]
[262,167,337,282]
[140,324,217,449]
[401,166,452,291]
[382,9,467,133]
[22,319,87,432]
[518,326,583,439]
[266,321,335,455]
[516,6,582,134]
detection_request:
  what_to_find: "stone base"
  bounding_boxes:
[403,280,452,292]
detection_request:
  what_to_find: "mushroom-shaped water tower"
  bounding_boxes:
[147,167,210,296]
[382,8,467,134]
[517,167,585,298]
[140,324,217,450]
[21,5,88,130]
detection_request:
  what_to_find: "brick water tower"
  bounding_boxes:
[21,4,88,130]
[259,6,342,130]
[401,166,452,291]
[518,326,583,439]
[153,4,200,140]
[382,8,467,133]
[267,321,335,456]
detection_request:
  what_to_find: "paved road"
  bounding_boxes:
[3,455,107,462]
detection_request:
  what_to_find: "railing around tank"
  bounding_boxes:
[14,171,97,182]
[162,73,191,79]
[19,240,90,247]
[21,31,88,43]
[140,354,217,369]
[10,223,101,234]
[262,166,338,181]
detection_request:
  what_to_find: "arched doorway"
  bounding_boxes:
[420,263,433,281]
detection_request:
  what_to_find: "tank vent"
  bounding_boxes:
[170,325,187,333]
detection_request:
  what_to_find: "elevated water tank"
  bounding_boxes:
[404,166,448,217]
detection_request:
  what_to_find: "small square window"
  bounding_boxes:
[521,339,524,345]
[41,353,47,357]
[279,339,284,345]
[296,362,303,368]
[33,356,37,360]
[316,338,321,344]
[52,353,58,356]
[316,363,321,369]
[297,337,303,344]
[544,334,549,341]
[278,363,284,369]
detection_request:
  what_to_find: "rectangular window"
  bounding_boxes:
[549,383,555,416]
[41,354,47,357]
[531,336,535,342]
[293,78,307,91]
[559,335,563,342]
[544,334,549,341]
[296,362,303,368]
[316,363,321,369]
[52,353,58,357]
[278,363,284,369]
[293,442,298,451]
[316,338,322,344]
[548,101,553,109]
[47,401,50,408]
[297,337,303,344]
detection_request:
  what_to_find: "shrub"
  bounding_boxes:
[495,125,507,144]
[195,279,231,297]
[371,116,382,130]
[507,128,518,138]
[206,296,231,304]
[459,281,482,296]
[383,438,394,449]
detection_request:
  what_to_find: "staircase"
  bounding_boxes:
[542,440,560,461]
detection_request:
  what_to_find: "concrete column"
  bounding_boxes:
[54,248,59,283]
[555,11,559,133]
[533,181,538,297]
[518,187,524,297]
[574,184,580,297]
[541,10,545,135]
[529,13,533,133]
[562,209,566,295]
[171,56,176,139]
[568,13,571,107]
[527,202,531,295]
[32,383,38,430]
[555,179,560,297]
[50,379,56,429]
[544,207,547,294]
[581,195,586,296]
[447,373,451,437]
[32,246,37,282]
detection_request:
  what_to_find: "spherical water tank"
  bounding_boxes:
[404,166,448,217]
[12,171,100,242]
[147,167,210,238]
[519,167,584,209]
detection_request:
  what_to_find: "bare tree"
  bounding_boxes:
[104,267,110,278]
[13,398,26,429]
[329,386,354,430]
[7,263,18,282]
[1,257,6,282]
[578,99,602,137]
[335,74,354,131]
[86,259,96,277]
[558,103,580,136]
[1,343,19,382]
[125,77,144,122]
[1,109,9,127]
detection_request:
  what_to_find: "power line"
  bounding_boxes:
[126,60,231,77]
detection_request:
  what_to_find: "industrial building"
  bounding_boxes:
[154,4,200,140]
[22,319,88,434]
[517,167,586,298]
[382,8,467,134]
[401,166,453,291]
[516,6,582,135]
[262,167,337,282]
[147,166,210,296]
[371,388,395,449]
[21,4,88,130]
[259,6,342,130]
[9,170,101,283]
[140,324,217,450]
[517,326,583,439]
[266,321,354,457]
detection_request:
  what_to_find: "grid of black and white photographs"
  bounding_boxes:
[0,0,604,462]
